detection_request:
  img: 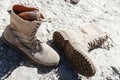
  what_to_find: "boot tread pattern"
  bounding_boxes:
[53,31,96,77]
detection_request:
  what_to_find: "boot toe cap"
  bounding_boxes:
[34,43,60,66]
[46,50,60,66]
[38,51,60,66]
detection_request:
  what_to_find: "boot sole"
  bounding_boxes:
[53,31,96,77]
[2,33,57,67]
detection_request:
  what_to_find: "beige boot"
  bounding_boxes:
[2,4,60,66]
[53,29,96,77]
[79,24,111,51]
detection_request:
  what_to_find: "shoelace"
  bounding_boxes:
[29,23,41,52]
[87,33,113,51]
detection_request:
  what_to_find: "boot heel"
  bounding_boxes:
[53,31,66,50]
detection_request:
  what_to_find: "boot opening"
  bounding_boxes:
[13,4,44,21]
[13,4,38,14]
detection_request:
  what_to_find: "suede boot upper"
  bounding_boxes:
[3,4,60,66]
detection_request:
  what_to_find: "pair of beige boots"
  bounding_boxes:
[2,4,110,77]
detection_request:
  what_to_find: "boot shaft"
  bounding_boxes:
[8,4,44,36]
[80,24,102,37]
[79,24,109,51]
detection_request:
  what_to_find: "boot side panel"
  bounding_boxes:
[3,25,15,45]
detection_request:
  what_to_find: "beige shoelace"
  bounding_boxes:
[87,33,113,51]
[29,23,42,52]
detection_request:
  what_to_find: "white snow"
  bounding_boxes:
[0,0,120,80]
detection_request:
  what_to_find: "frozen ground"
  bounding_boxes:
[0,0,120,80]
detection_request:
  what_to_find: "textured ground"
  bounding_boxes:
[0,0,120,80]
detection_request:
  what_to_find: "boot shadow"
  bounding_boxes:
[0,36,81,80]
[47,40,81,80]
[0,37,55,80]
[0,37,26,79]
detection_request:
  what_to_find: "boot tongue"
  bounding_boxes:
[17,10,44,21]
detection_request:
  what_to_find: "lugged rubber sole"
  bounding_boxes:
[1,33,57,67]
[53,31,96,77]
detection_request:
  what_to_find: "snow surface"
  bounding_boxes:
[0,0,120,80]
